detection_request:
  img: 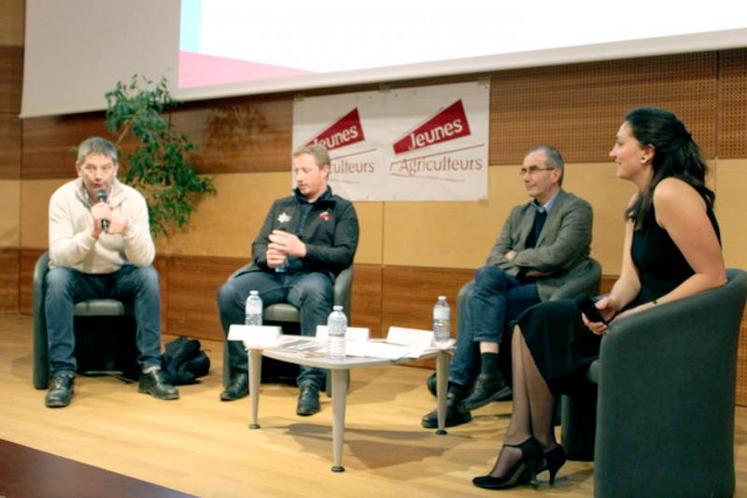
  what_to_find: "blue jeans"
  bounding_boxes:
[449,265,540,389]
[217,270,332,389]
[45,265,162,375]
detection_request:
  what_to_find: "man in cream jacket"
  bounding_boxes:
[44,136,178,408]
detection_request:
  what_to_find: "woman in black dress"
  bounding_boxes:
[473,107,727,490]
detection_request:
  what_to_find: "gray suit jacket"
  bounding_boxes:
[486,189,593,301]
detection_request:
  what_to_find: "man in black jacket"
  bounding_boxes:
[217,144,359,416]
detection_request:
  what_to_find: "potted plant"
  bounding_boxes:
[104,75,214,237]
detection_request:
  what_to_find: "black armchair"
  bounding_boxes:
[562,269,747,498]
[32,251,138,389]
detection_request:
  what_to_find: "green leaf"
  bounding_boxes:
[104,75,215,238]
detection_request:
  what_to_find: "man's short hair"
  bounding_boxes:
[292,143,330,168]
[76,137,118,166]
[527,145,564,185]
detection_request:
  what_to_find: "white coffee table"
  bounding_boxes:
[244,337,451,472]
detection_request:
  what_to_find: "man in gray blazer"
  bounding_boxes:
[422,145,593,428]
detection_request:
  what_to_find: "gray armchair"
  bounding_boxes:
[32,251,137,389]
[562,269,747,498]
[222,265,355,385]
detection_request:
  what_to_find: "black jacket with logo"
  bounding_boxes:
[247,188,359,279]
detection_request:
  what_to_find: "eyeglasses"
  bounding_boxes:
[519,166,555,176]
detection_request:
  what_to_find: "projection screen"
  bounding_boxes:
[20,0,747,118]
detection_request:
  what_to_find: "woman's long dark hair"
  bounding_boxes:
[623,107,715,228]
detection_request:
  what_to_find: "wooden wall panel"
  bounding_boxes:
[715,160,747,271]
[19,179,64,249]
[172,96,293,175]
[490,52,718,165]
[22,113,113,180]
[0,0,25,47]
[165,258,386,342]
[600,275,616,296]
[21,95,293,179]
[19,248,43,315]
[0,180,20,247]
[381,266,474,336]
[0,113,21,179]
[160,172,289,258]
[736,313,747,407]
[381,266,473,368]
[153,256,169,334]
[166,255,243,341]
[0,248,19,313]
[0,47,22,113]
[350,264,383,337]
[718,49,747,158]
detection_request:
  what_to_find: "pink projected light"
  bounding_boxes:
[178,51,311,88]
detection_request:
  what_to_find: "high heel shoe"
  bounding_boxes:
[472,437,542,490]
[539,444,567,485]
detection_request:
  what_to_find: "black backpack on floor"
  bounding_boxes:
[161,337,211,385]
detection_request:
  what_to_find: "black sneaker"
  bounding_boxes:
[45,371,75,408]
[139,368,179,400]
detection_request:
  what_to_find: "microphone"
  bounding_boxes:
[97,190,110,231]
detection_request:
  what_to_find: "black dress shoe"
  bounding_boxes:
[539,444,567,485]
[45,371,75,408]
[421,385,471,428]
[220,373,249,401]
[473,437,542,490]
[421,405,472,428]
[296,384,320,416]
[139,368,179,400]
[426,372,437,397]
[459,372,511,412]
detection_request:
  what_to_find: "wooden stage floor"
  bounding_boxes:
[0,314,745,497]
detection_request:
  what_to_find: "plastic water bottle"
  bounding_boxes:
[327,305,347,360]
[245,290,263,326]
[433,296,450,345]
[275,258,287,273]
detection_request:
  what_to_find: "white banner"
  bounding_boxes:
[292,81,489,201]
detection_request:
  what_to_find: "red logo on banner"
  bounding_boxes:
[393,100,471,155]
[306,108,365,151]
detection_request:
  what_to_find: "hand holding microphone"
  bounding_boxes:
[96,190,110,231]
[92,190,127,236]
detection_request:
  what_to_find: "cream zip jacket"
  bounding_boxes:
[48,178,155,273]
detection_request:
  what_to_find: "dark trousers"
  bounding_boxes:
[449,265,540,388]
[45,265,162,374]
[217,270,332,388]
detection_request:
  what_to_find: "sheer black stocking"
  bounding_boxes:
[487,324,557,478]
